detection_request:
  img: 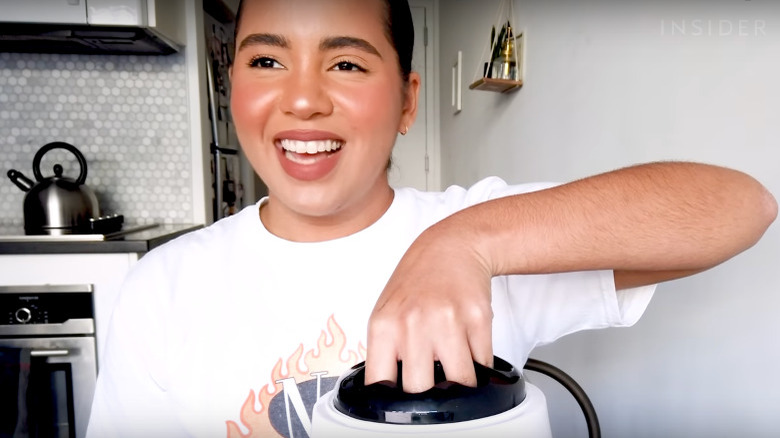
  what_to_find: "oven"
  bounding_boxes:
[0,285,96,438]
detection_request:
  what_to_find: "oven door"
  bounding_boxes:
[0,336,96,438]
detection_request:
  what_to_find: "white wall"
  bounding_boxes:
[438,0,780,436]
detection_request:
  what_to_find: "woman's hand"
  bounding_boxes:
[364,221,495,393]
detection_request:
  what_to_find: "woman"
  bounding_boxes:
[87,0,776,437]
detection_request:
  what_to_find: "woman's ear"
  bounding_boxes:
[399,71,421,134]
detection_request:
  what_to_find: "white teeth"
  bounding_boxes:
[280,139,343,154]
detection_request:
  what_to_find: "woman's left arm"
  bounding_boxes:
[365,161,777,392]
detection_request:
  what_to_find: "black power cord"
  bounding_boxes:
[524,358,601,438]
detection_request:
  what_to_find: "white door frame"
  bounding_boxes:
[410,0,440,191]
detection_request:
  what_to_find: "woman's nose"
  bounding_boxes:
[278,67,333,120]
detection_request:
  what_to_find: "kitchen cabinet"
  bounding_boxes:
[89,0,185,46]
[0,0,185,47]
[1,0,88,25]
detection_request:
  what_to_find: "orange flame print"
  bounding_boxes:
[226,315,365,438]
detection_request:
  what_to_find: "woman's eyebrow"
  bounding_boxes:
[320,36,382,58]
[238,33,289,51]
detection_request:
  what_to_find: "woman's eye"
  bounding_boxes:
[332,61,366,72]
[249,57,283,69]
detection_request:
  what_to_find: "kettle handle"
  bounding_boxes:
[32,142,88,185]
[7,169,35,192]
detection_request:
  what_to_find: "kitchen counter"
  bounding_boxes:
[1,223,202,369]
[0,223,203,255]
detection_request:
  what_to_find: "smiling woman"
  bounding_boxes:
[230,0,420,241]
[85,1,776,437]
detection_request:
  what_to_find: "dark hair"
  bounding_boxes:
[383,0,414,83]
[233,0,414,83]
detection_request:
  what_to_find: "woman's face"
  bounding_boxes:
[231,0,419,240]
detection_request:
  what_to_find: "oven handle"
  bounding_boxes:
[30,349,70,357]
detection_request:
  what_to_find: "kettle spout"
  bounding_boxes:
[7,169,34,192]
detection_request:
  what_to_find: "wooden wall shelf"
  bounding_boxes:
[469,77,523,94]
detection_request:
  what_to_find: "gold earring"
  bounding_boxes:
[400,125,409,135]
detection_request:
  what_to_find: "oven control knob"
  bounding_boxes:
[15,307,32,324]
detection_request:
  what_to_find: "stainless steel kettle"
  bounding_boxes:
[7,142,100,235]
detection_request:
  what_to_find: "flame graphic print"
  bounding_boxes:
[226,315,365,438]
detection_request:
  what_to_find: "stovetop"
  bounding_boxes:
[0,223,159,242]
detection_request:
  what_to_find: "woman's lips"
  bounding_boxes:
[274,132,344,181]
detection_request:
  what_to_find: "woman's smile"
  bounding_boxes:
[275,130,345,181]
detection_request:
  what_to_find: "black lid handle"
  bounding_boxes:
[32,142,88,185]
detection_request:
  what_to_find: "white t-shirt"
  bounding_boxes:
[87,177,654,438]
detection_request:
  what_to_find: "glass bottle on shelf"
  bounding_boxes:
[492,25,516,80]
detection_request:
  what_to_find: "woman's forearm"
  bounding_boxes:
[433,162,777,279]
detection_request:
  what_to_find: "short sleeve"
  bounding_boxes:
[614,284,656,326]
[491,270,656,368]
[444,178,657,366]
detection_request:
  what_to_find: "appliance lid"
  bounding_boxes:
[0,22,180,55]
[334,357,526,425]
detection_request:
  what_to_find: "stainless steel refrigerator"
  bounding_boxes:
[204,8,267,222]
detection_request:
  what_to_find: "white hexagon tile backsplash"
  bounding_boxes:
[0,51,193,226]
